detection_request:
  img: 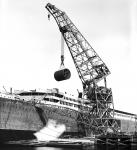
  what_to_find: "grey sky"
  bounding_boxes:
[0,0,137,113]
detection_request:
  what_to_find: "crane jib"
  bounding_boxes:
[45,3,110,86]
[45,3,120,136]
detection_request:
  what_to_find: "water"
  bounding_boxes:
[0,147,77,150]
[0,146,89,150]
[0,146,136,150]
[34,119,66,141]
[1,143,137,150]
[1,120,137,150]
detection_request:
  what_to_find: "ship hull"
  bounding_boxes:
[0,97,85,143]
[1,96,136,143]
[0,129,35,143]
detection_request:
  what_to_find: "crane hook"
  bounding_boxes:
[60,34,65,68]
[48,12,50,20]
[60,55,64,68]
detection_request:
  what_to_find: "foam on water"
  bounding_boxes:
[34,119,66,141]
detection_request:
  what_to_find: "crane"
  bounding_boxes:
[45,3,119,136]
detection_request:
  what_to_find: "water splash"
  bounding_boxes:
[34,119,66,141]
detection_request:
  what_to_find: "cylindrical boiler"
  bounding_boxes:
[54,68,71,81]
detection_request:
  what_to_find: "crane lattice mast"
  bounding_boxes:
[46,3,119,135]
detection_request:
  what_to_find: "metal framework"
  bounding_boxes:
[46,3,119,136]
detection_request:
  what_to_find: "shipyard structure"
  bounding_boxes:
[0,3,137,143]
[0,88,137,142]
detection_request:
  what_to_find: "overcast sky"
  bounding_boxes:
[0,0,137,114]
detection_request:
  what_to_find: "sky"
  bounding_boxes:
[0,0,137,114]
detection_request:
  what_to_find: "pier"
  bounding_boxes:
[4,135,137,149]
[6,138,94,148]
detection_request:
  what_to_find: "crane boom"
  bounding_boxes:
[46,3,119,135]
[46,3,110,87]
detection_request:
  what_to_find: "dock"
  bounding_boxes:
[4,135,137,149]
[5,138,95,148]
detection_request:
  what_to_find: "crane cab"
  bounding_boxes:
[54,68,71,81]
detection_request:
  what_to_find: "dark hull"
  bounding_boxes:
[1,97,136,143]
[0,97,85,143]
[0,129,35,143]
[0,129,84,144]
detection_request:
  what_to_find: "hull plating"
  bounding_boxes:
[0,97,84,142]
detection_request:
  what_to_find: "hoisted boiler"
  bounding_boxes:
[54,68,71,81]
